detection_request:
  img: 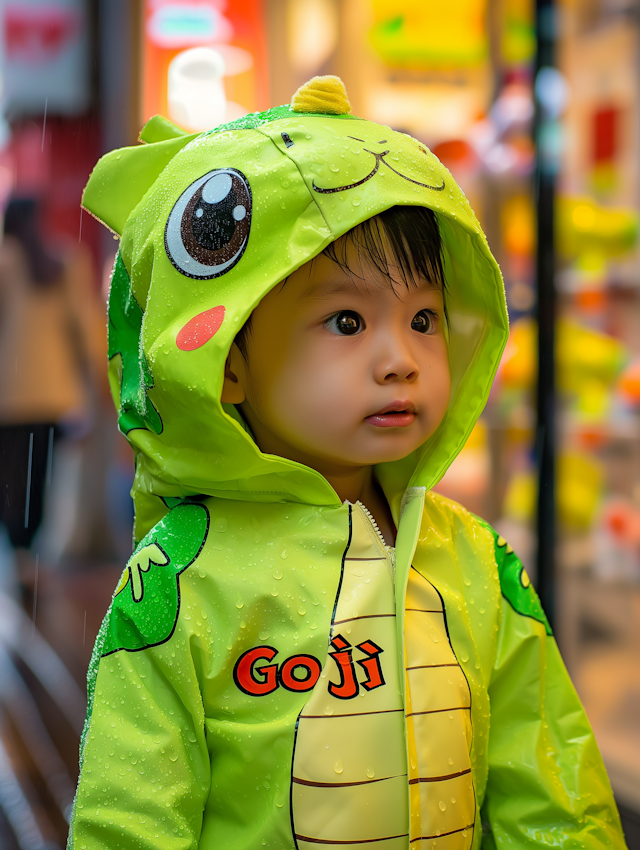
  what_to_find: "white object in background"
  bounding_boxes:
[168,47,227,131]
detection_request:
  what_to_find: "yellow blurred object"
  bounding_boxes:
[501,316,625,396]
[558,451,603,531]
[503,452,603,530]
[556,196,639,258]
[290,75,351,115]
[573,251,607,285]
[370,0,488,68]
[573,379,611,420]
[502,452,603,531]
[465,418,488,449]
[504,470,536,522]
[500,317,536,389]
[502,194,535,256]
[557,318,625,395]
[501,0,535,65]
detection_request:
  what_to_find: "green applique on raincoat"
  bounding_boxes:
[101,502,209,656]
[474,515,552,635]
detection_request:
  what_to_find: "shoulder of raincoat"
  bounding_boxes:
[67,77,627,850]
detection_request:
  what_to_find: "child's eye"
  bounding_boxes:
[411,310,436,334]
[325,311,363,335]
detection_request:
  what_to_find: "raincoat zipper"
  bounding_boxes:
[355,500,395,569]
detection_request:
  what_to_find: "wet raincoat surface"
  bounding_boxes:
[68,78,627,850]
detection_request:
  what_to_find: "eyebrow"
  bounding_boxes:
[298,276,364,302]
[298,273,442,305]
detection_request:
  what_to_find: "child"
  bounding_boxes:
[68,77,627,849]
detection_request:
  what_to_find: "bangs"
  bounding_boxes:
[235,205,446,359]
[321,205,445,293]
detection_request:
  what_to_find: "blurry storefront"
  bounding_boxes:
[0,1,639,847]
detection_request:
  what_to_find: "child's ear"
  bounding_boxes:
[221,343,247,405]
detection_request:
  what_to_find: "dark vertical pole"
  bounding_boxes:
[534,0,557,628]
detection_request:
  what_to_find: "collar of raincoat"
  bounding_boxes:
[83,77,508,542]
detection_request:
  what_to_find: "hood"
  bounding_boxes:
[83,77,508,542]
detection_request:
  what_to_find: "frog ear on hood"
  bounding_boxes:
[139,114,189,144]
[82,125,195,236]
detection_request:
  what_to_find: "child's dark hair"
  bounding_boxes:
[236,204,444,358]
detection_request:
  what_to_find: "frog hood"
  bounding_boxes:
[83,76,508,541]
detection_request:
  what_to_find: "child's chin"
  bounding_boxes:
[355,447,420,466]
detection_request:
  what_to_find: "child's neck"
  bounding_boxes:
[324,466,396,547]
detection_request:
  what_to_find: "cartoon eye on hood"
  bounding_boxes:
[165,167,252,279]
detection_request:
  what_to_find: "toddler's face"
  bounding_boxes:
[222,240,450,478]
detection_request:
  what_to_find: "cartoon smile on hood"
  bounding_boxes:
[313,136,446,195]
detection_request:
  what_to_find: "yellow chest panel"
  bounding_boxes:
[405,569,475,848]
[291,504,474,850]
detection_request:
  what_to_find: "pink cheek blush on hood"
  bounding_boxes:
[176,305,226,351]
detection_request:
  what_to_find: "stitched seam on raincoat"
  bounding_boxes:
[253,125,336,240]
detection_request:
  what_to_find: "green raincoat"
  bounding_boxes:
[68,78,626,850]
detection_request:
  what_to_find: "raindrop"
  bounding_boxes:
[366,767,375,778]
[333,760,344,774]
[31,552,39,633]
[213,518,228,533]
[439,801,446,811]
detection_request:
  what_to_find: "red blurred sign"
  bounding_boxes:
[593,106,619,165]
[2,0,89,115]
[5,5,80,63]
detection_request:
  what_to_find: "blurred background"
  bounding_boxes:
[0,0,639,847]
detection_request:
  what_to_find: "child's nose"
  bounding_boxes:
[374,340,420,384]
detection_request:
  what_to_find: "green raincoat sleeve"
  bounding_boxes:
[481,543,626,847]
[68,504,212,849]
[68,604,210,848]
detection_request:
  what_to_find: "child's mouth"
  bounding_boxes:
[365,402,417,428]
